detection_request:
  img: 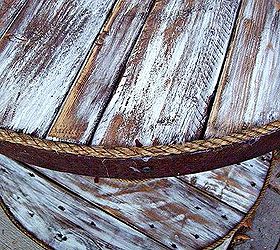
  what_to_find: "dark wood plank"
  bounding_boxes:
[91,0,240,147]
[206,0,280,137]
[30,163,244,250]
[0,0,116,137]
[0,155,167,250]
[48,0,155,144]
[0,0,27,36]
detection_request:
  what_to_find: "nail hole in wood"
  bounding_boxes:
[94,177,99,183]
[195,206,201,210]
[250,181,256,187]
[28,211,34,217]
[171,243,177,248]
[1,168,7,173]
[192,234,199,239]
[28,172,35,177]
[221,214,228,220]
[149,224,155,229]
[58,205,65,211]
[142,167,152,173]
[55,232,67,242]
[90,221,96,227]
[135,139,143,147]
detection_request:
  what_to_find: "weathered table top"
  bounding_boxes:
[0,0,279,178]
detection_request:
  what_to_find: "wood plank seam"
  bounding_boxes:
[16,161,172,249]
[0,0,29,40]
[198,1,243,140]
[43,0,121,138]
[47,0,157,143]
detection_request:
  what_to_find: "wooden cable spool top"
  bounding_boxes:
[0,0,279,179]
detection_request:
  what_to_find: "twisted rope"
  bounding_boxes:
[0,120,279,159]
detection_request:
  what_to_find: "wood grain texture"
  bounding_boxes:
[0,0,27,36]
[206,0,280,137]
[32,166,246,249]
[92,0,240,147]
[48,0,155,144]
[0,0,116,137]
[180,154,271,213]
[0,155,166,250]
[0,207,43,250]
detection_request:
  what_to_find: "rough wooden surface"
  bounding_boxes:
[180,154,271,213]
[0,206,43,250]
[0,0,115,136]
[48,0,155,144]
[0,151,271,249]
[0,0,27,37]
[33,167,244,249]
[0,155,166,250]
[92,0,240,147]
[206,0,280,137]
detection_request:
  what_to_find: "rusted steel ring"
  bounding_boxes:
[0,120,279,179]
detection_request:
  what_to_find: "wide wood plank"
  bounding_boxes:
[0,155,166,250]
[0,0,27,36]
[48,0,155,144]
[180,155,271,213]
[92,0,240,147]
[0,0,116,137]
[206,0,280,137]
[32,165,244,249]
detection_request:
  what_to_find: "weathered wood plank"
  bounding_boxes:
[206,0,280,137]
[0,0,27,36]
[32,165,245,249]
[47,0,155,144]
[180,154,271,213]
[0,0,116,137]
[92,0,240,147]
[0,155,166,250]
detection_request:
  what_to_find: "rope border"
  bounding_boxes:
[0,120,279,159]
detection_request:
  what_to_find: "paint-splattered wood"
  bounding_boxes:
[206,0,280,137]
[48,0,155,144]
[0,0,116,136]
[180,154,271,213]
[0,155,166,250]
[7,161,245,249]
[0,0,27,37]
[91,0,240,147]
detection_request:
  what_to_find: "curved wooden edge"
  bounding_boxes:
[0,121,279,178]
[206,153,275,250]
[0,196,50,250]
[0,154,274,250]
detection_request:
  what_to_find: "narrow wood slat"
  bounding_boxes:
[92,0,240,147]
[0,0,116,137]
[180,155,271,213]
[0,155,166,250]
[206,0,280,137]
[32,165,245,249]
[0,0,27,36]
[48,0,155,144]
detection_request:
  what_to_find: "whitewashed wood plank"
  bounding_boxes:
[0,0,116,137]
[92,0,240,147]
[180,155,271,213]
[47,0,155,144]
[32,165,244,250]
[0,155,166,250]
[206,0,280,137]
[0,0,27,36]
